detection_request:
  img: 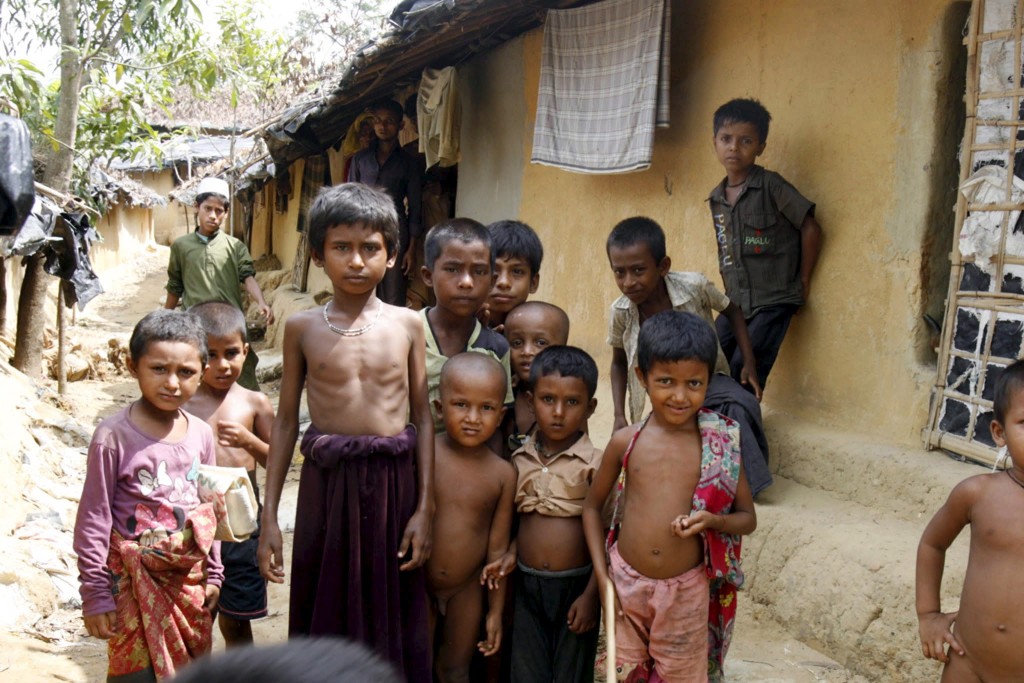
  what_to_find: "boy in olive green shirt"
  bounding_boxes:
[166,177,273,390]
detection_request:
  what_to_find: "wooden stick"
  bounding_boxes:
[605,579,616,683]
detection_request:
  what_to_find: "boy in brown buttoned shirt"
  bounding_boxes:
[708,98,823,389]
[505,346,602,683]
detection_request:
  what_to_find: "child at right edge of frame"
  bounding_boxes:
[583,311,756,683]
[916,359,1024,682]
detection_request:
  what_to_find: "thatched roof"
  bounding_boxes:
[89,167,167,209]
[108,135,259,173]
[260,0,580,165]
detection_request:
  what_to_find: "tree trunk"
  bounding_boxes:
[12,0,80,376]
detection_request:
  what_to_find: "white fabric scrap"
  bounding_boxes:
[531,0,671,174]
[959,166,1024,275]
[982,0,1017,33]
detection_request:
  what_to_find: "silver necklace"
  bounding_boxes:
[322,299,383,337]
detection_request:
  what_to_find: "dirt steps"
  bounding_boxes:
[743,414,976,682]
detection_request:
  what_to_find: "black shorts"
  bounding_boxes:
[218,530,268,621]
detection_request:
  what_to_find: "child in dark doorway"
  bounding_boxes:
[257,183,434,683]
[165,176,274,391]
[420,218,514,435]
[607,217,773,496]
[708,98,823,389]
[74,310,223,681]
[584,311,757,683]
[503,301,570,453]
[184,301,274,647]
[485,220,543,330]
[348,98,423,307]
[916,360,1024,681]
[506,346,603,683]
[427,353,516,683]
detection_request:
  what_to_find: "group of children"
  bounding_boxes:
[72,97,1023,683]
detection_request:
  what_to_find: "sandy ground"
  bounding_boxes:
[1,250,866,682]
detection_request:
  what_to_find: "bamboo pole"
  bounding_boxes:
[57,287,67,395]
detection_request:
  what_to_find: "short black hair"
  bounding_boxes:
[993,360,1024,424]
[487,220,543,275]
[308,183,400,258]
[529,345,598,399]
[190,300,248,343]
[424,218,493,270]
[439,352,508,401]
[129,309,208,365]
[607,216,666,264]
[170,638,402,683]
[637,310,717,377]
[369,97,404,121]
[713,98,772,143]
[195,193,229,210]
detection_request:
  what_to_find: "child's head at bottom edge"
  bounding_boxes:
[169,637,403,683]
[991,359,1024,466]
[128,309,209,409]
[190,300,250,392]
[436,353,508,449]
[636,311,717,422]
[528,345,598,449]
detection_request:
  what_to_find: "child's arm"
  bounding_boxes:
[257,316,306,584]
[243,276,274,324]
[610,347,629,431]
[582,429,630,616]
[721,302,762,400]
[799,215,823,303]
[916,479,976,663]
[673,460,757,537]
[216,393,274,468]
[479,461,516,657]
[401,312,435,571]
[74,435,119,638]
[567,571,600,634]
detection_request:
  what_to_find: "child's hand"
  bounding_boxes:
[671,510,722,538]
[401,249,415,276]
[478,610,503,656]
[399,509,432,570]
[204,584,220,613]
[480,549,517,589]
[567,592,599,634]
[217,420,255,449]
[84,611,116,639]
[739,363,762,401]
[257,303,274,325]
[476,302,492,328]
[918,611,964,663]
[258,521,287,584]
[612,415,628,432]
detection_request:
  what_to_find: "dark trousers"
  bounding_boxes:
[510,563,596,683]
[377,233,408,306]
[716,303,798,391]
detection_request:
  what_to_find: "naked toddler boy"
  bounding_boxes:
[427,353,516,683]
[916,360,1024,681]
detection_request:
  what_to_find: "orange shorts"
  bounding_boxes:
[609,543,709,683]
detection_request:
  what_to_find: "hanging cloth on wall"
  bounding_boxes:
[417,67,461,169]
[530,0,671,174]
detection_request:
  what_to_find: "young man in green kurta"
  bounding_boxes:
[166,177,273,390]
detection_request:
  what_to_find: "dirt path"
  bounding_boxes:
[3,255,866,682]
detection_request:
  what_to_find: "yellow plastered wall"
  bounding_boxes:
[92,205,156,275]
[138,169,186,246]
[494,0,965,445]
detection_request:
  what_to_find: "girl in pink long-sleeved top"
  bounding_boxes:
[74,310,222,682]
